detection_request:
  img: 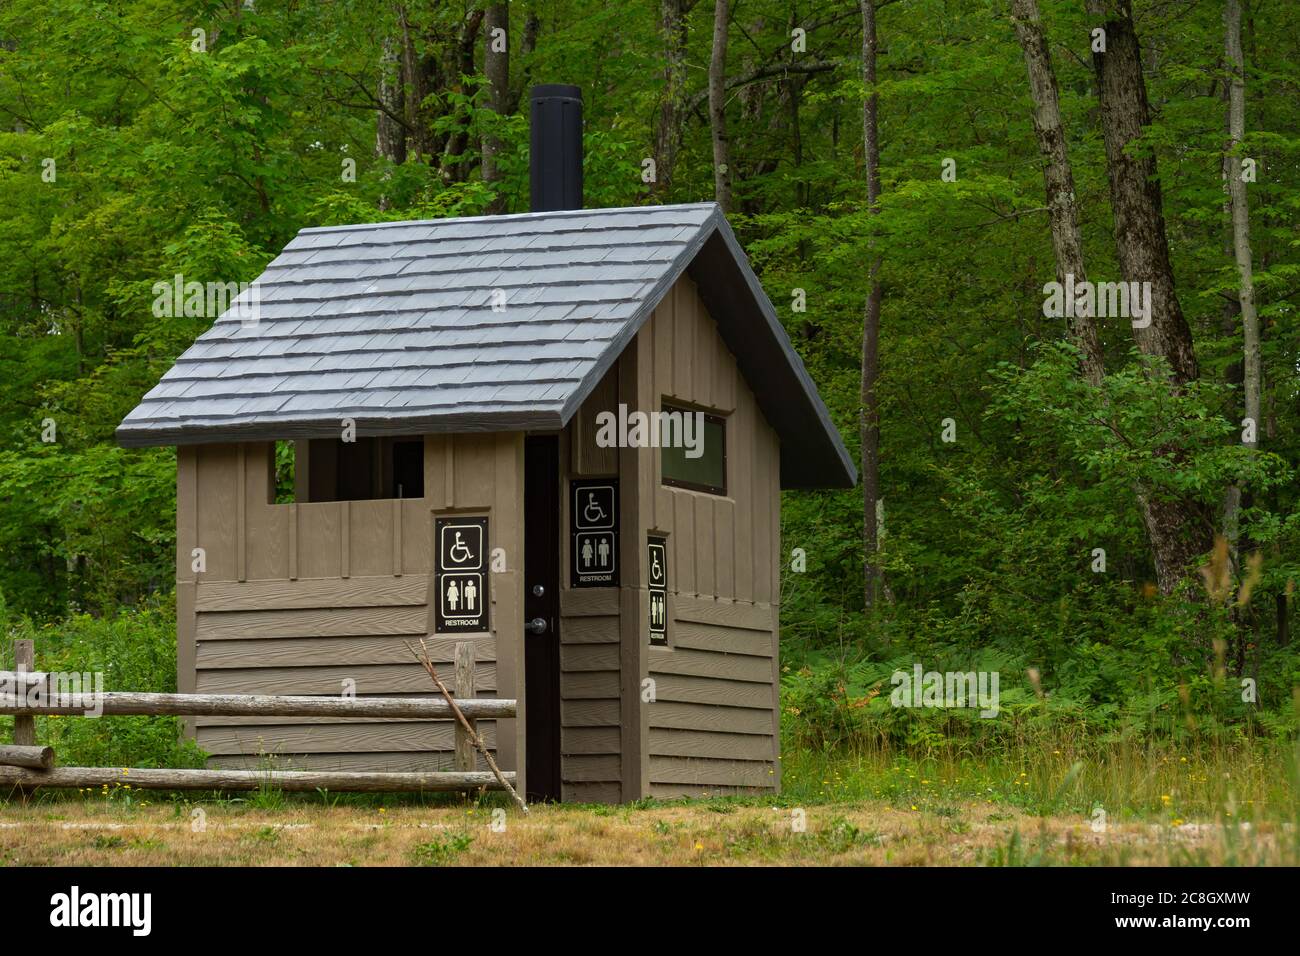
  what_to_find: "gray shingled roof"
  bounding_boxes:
[117,203,855,489]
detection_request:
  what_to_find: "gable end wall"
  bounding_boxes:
[622,274,782,799]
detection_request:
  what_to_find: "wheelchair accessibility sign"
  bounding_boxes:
[435,517,488,633]
[570,480,618,588]
[648,537,668,646]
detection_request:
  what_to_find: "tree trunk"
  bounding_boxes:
[860,0,883,609]
[1278,589,1291,647]
[1224,0,1260,456]
[482,2,509,212]
[399,5,437,161]
[376,34,407,197]
[1010,0,1103,386]
[1087,0,1210,593]
[708,0,732,212]
[1087,0,1197,386]
[441,9,486,183]
[522,6,540,58]
[1217,57,1240,559]
[654,0,689,196]
[1225,0,1260,666]
[507,2,541,114]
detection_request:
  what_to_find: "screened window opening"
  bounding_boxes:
[271,437,425,503]
[660,404,727,495]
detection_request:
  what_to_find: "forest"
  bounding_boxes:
[0,0,1297,801]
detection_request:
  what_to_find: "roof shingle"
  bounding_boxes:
[117,203,855,489]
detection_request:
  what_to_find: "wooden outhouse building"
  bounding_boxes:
[117,86,854,802]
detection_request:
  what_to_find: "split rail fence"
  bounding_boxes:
[0,639,517,794]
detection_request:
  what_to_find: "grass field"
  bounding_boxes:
[2,743,1296,866]
[0,796,1294,867]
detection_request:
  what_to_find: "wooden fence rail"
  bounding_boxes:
[1,641,513,794]
[0,686,514,723]
[0,767,512,793]
[0,686,514,721]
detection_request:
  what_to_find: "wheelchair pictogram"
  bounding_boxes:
[573,484,615,530]
[440,523,483,571]
[448,532,474,565]
[649,548,664,585]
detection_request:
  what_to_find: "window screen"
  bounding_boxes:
[298,437,424,503]
[660,405,727,495]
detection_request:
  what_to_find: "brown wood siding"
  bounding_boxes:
[558,403,623,803]
[208,751,491,772]
[179,433,522,777]
[174,270,784,800]
[634,274,782,797]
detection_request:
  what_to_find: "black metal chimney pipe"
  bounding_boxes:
[529,84,583,212]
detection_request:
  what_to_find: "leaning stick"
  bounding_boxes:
[406,640,528,814]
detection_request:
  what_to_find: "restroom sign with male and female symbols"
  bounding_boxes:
[648,536,668,646]
[570,479,618,588]
[435,517,489,633]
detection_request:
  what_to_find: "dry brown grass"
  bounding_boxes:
[0,797,1293,866]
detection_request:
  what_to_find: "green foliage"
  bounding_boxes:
[411,831,474,866]
[0,602,206,769]
[272,441,295,505]
[0,0,1296,767]
[0,442,174,616]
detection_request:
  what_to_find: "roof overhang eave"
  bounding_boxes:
[115,408,567,448]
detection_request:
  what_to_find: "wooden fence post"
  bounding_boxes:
[454,642,476,773]
[13,640,34,747]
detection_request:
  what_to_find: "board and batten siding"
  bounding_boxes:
[176,434,523,780]
[628,273,782,799]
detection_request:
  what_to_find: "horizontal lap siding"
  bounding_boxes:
[195,605,427,640]
[558,376,623,803]
[647,609,777,795]
[208,752,489,773]
[559,562,621,801]
[194,577,498,770]
[197,721,497,755]
[195,634,495,669]
[559,617,620,802]
[183,432,521,776]
[196,576,428,610]
[194,661,498,695]
[639,276,782,797]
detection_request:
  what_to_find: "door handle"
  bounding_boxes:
[525,617,548,635]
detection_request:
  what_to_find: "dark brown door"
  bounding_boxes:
[524,435,562,802]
